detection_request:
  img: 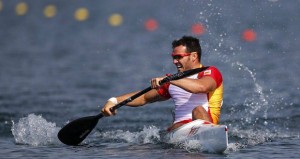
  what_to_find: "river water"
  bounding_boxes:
[0,0,299,158]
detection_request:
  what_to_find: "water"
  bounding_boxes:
[1,0,300,158]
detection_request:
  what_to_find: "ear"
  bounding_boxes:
[191,52,198,62]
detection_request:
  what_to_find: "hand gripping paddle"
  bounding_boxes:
[57,67,209,145]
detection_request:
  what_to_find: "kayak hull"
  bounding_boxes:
[168,119,228,153]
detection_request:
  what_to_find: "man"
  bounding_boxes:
[101,36,223,131]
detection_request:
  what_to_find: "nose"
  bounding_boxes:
[173,59,179,64]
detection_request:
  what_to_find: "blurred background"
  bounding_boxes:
[0,0,299,157]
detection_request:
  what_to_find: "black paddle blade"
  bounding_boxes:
[57,114,103,145]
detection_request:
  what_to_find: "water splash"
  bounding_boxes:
[11,114,61,146]
[234,61,269,121]
[94,125,161,144]
[227,127,277,152]
[178,139,205,153]
[171,138,223,154]
[94,126,224,154]
[236,62,268,106]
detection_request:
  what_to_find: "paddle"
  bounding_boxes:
[57,67,209,146]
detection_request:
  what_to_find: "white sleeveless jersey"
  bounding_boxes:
[169,74,209,123]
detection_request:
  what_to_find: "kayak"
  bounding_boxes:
[167,119,228,153]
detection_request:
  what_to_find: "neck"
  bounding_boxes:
[190,63,202,69]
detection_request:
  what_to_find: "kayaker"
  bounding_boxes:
[101,36,223,131]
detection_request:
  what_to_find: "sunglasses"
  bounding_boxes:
[171,52,192,60]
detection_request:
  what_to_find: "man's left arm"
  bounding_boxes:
[169,76,217,94]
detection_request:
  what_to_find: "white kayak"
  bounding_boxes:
[167,119,228,153]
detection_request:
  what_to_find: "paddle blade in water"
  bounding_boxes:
[57,114,102,145]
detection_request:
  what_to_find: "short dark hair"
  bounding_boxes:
[172,36,202,62]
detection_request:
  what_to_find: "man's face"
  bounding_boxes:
[171,45,194,72]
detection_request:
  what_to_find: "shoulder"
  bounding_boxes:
[198,66,223,86]
[198,66,222,76]
[207,66,222,75]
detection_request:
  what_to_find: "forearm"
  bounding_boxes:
[114,89,163,107]
[102,89,164,116]
[115,91,147,107]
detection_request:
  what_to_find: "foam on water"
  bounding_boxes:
[11,114,61,146]
[94,126,224,153]
[177,139,206,153]
[94,125,161,144]
[10,113,292,154]
[172,138,223,154]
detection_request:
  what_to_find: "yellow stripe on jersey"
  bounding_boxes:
[208,83,223,124]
